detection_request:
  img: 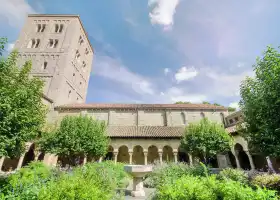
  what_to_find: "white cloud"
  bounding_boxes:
[229,102,240,110]
[204,68,253,98]
[7,43,15,52]
[94,55,155,95]
[175,66,198,83]
[164,68,170,75]
[148,0,180,29]
[237,62,245,68]
[0,0,36,27]
[163,87,207,103]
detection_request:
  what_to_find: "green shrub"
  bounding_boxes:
[38,173,111,200]
[143,162,209,188]
[154,174,278,200]
[252,173,280,191]
[0,161,130,200]
[218,168,249,184]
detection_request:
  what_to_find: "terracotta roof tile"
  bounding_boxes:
[56,103,227,110]
[107,126,185,138]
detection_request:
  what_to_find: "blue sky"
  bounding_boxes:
[1,0,280,108]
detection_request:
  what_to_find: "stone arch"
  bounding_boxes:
[163,145,174,162]
[132,145,144,165]
[104,145,114,161]
[1,157,19,172]
[234,143,251,170]
[22,143,35,167]
[228,151,237,168]
[37,152,45,161]
[148,145,159,164]
[178,146,189,163]
[117,145,129,163]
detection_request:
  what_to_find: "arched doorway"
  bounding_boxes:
[132,145,144,165]
[235,143,251,170]
[22,144,35,167]
[148,145,159,164]
[104,146,114,161]
[117,145,129,163]
[228,151,237,168]
[38,152,45,161]
[163,146,174,162]
[1,157,19,172]
[178,146,189,163]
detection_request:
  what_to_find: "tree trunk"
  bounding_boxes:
[266,156,276,173]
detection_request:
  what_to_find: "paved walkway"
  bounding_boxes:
[120,181,156,200]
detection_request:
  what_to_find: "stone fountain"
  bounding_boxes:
[124,165,153,197]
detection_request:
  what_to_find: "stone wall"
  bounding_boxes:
[52,108,227,126]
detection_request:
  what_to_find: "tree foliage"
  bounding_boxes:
[181,118,232,162]
[240,46,280,156]
[228,107,236,112]
[0,37,7,56]
[202,101,211,105]
[0,49,46,158]
[39,115,109,165]
[175,101,191,104]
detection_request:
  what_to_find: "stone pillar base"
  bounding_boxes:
[132,177,145,197]
[131,190,145,197]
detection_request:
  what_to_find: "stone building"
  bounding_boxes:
[13,14,93,106]
[0,14,269,172]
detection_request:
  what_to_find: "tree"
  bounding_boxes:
[39,115,109,166]
[202,101,211,104]
[0,49,46,158]
[213,103,221,106]
[228,107,236,112]
[240,46,280,157]
[0,37,7,56]
[181,118,232,164]
[175,101,191,104]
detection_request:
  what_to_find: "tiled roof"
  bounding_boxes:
[107,126,185,138]
[56,103,227,110]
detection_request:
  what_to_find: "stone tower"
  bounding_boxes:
[14,14,94,106]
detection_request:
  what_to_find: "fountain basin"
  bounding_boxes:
[124,165,152,197]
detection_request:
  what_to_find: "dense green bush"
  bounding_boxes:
[252,173,280,191]
[0,161,55,200]
[0,161,130,200]
[218,168,249,184]
[144,162,209,188]
[155,174,278,200]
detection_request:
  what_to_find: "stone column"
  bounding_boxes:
[174,151,178,163]
[34,151,40,161]
[129,150,133,164]
[0,157,5,172]
[99,157,103,162]
[217,154,229,169]
[234,151,241,169]
[144,151,148,165]
[159,151,163,165]
[114,151,118,164]
[188,154,193,166]
[131,177,145,197]
[83,157,87,165]
[17,154,25,170]
[245,151,255,170]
